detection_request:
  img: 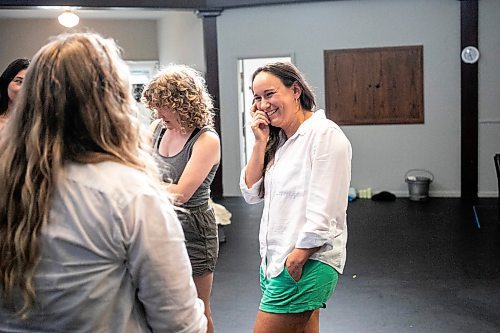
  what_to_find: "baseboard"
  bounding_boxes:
[392,191,497,198]
[478,191,499,198]
[225,191,496,199]
[385,190,461,198]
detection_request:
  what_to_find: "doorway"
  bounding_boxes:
[127,60,159,127]
[237,56,292,167]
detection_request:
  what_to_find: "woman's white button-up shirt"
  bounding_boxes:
[240,109,352,279]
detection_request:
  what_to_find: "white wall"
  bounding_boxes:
[157,10,205,72]
[217,0,499,198]
[0,18,158,70]
[1,1,498,198]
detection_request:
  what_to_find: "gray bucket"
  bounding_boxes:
[405,169,434,201]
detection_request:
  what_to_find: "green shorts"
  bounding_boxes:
[259,259,338,314]
[177,202,218,277]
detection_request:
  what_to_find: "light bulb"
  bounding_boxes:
[58,11,79,28]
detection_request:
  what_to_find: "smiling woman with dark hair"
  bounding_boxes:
[241,62,352,333]
[0,58,30,129]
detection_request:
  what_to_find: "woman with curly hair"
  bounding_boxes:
[142,64,221,333]
[0,33,207,332]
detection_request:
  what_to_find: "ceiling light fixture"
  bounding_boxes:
[58,10,79,28]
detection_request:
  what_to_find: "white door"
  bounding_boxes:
[238,56,292,167]
[127,60,159,126]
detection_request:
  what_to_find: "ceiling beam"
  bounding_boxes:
[0,0,338,10]
[0,0,207,9]
[206,0,334,9]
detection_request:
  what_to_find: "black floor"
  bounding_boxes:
[211,197,500,333]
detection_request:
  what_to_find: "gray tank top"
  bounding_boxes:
[152,123,220,208]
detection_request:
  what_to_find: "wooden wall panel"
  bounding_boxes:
[324,45,423,125]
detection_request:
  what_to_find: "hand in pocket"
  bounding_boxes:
[285,260,303,282]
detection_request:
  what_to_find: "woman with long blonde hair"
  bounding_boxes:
[0,32,206,332]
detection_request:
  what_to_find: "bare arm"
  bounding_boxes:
[167,130,220,205]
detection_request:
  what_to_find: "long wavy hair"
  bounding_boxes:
[0,58,30,115]
[251,62,316,197]
[0,32,156,317]
[141,64,214,134]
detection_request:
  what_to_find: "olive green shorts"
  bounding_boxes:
[259,259,338,313]
[177,203,219,277]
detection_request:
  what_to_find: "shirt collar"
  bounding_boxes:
[295,109,326,136]
[279,109,326,142]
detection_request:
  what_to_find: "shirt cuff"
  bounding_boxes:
[296,232,333,252]
[239,169,263,203]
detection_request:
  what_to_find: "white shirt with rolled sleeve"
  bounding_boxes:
[240,109,352,279]
[0,161,207,333]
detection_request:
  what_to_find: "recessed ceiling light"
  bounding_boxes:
[58,10,79,28]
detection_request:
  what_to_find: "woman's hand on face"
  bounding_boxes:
[250,102,270,143]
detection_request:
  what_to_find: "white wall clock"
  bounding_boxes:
[461,46,480,64]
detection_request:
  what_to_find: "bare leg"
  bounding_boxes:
[193,272,215,333]
[303,309,320,333]
[253,310,314,333]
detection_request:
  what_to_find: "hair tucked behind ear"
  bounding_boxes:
[0,32,157,317]
[251,62,316,198]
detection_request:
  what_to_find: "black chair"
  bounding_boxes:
[495,154,500,222]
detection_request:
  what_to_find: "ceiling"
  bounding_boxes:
[0,7,190,19]
[0,0,334,19]
[0,0,333,19]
